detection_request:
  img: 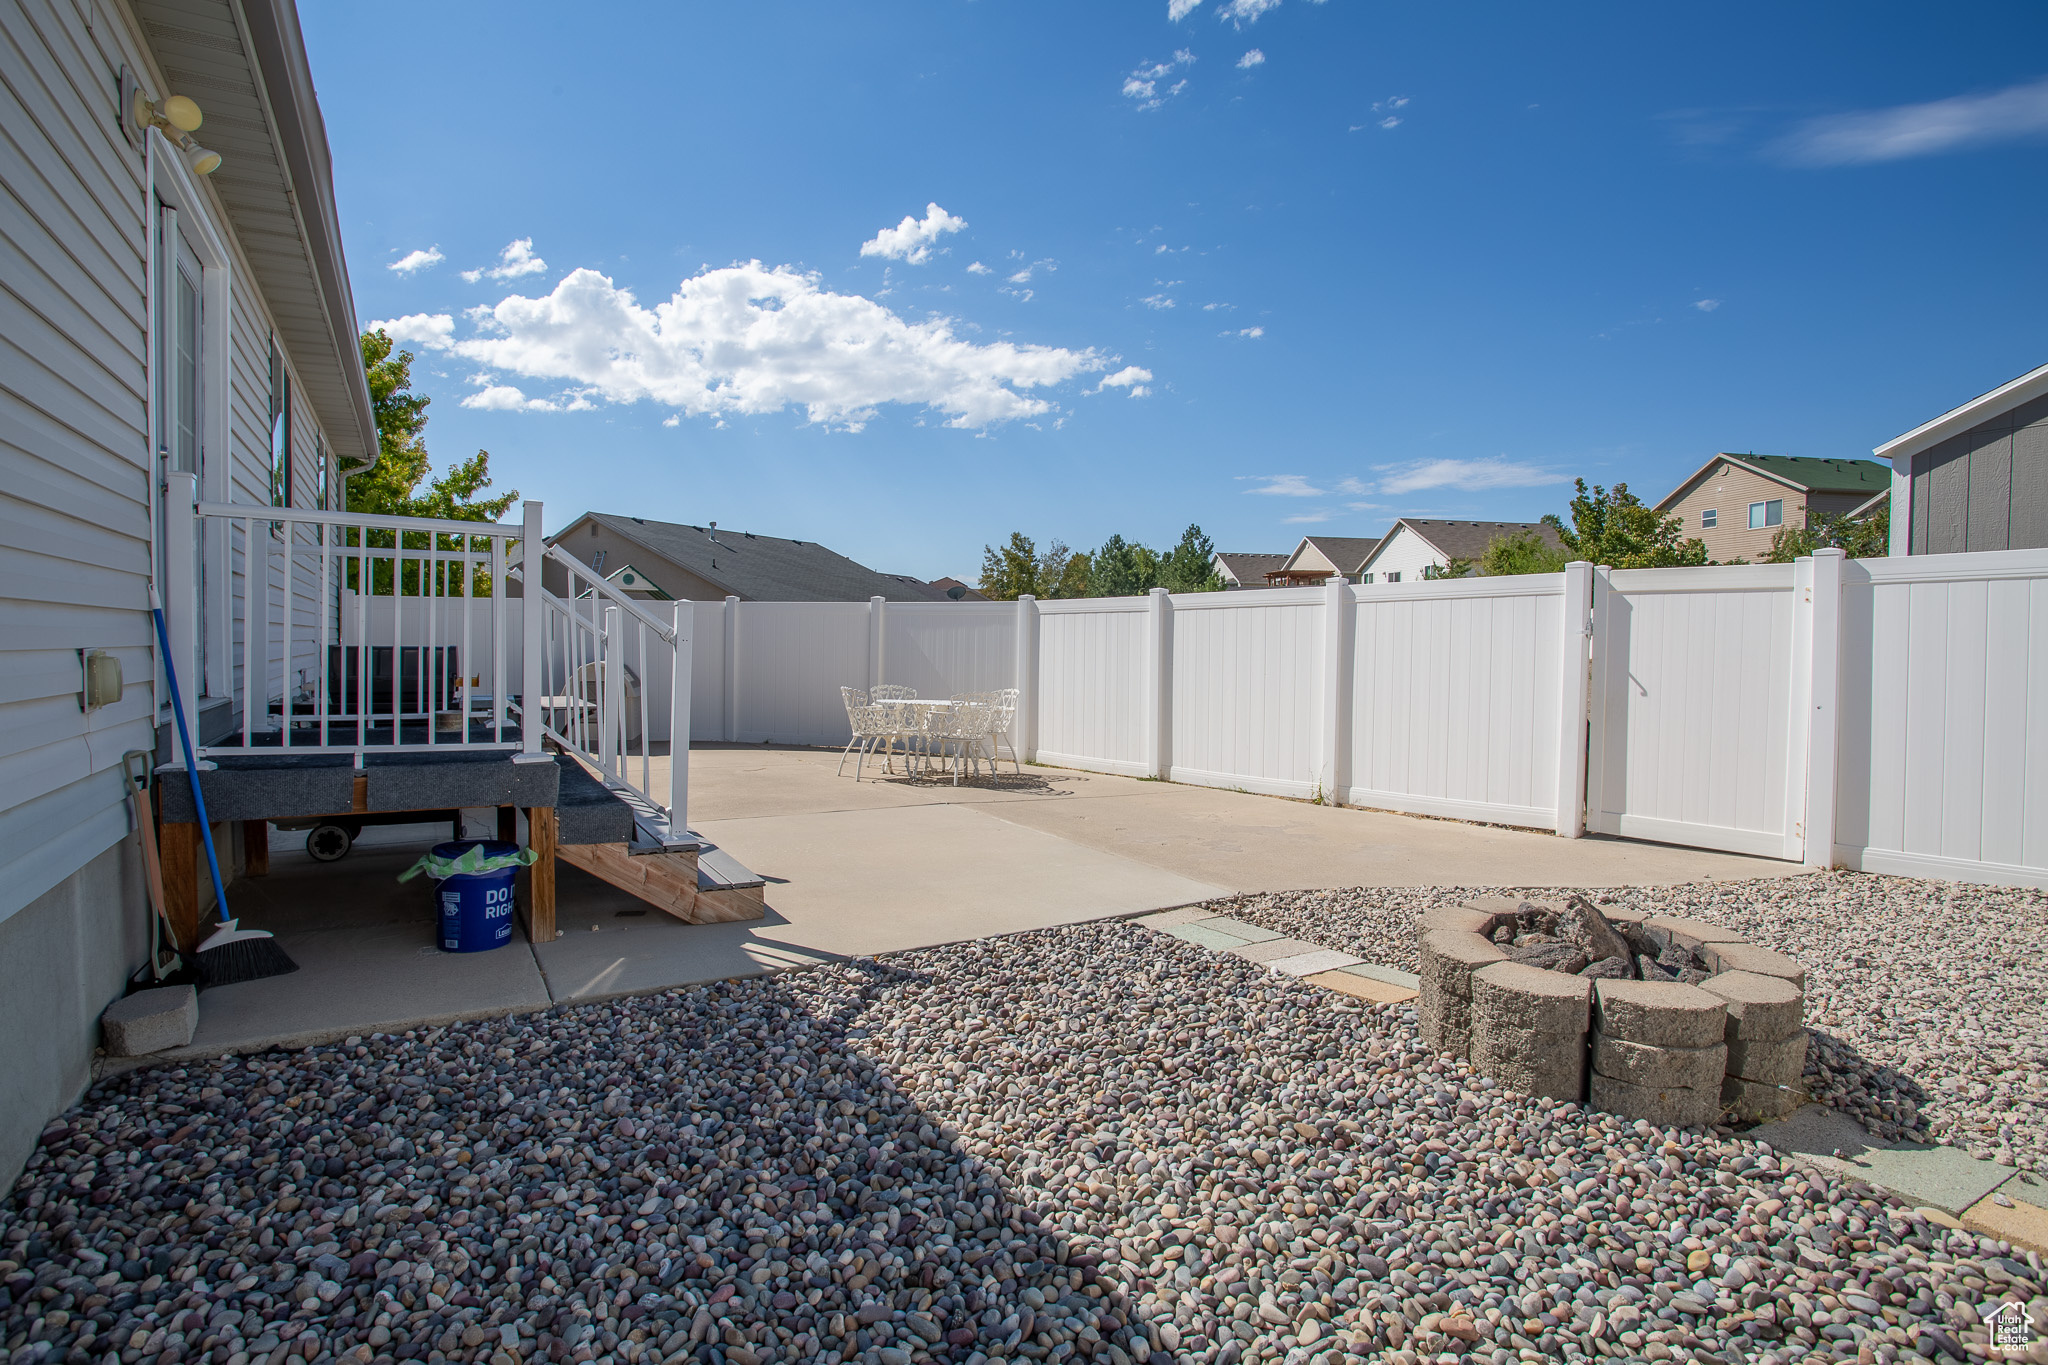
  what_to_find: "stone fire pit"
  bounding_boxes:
[1417,896,1809,1127]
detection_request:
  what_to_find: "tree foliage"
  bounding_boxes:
[349,330,519,595]
[1422,557,1476,580]
[1479,528,1570,577]
[1543,479,1708,569]
[979,525,1224,600]
[1089,535,1160,597]
[1156,524,1225,593]
[978,532,1087,600]
[1765,504,1890,562]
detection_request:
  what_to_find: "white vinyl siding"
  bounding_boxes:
[1357,524,1446,584]
[0,0,339,922]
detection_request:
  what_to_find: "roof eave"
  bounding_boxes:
[1874,361,2048,470]
[235,0,378,467]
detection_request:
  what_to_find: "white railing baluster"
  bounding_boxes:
[241,517,256,749]
[602,605,621,774]
[281,520,294,750]
[318,517,331,749]
[491,533,505,744]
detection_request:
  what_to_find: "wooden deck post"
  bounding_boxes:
[497,806,519,844]
[161,821,201,951]
[524,806,557,941]
[242,820,269,877]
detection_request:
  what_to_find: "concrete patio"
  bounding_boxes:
[150,744,1803,1060]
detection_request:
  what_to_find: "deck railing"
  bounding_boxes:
[160,477,689,837]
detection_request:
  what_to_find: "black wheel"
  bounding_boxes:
[306,823,354,862]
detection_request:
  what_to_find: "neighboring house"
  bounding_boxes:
[1358,520,1566,582]
[1212,552,1289,589]
[1873,361,2048,556]
[1654,454,1891,563]
[2,0,376,1180]
[547,513,962,602]
[927,577,990,601]
[1264,536,1383,586]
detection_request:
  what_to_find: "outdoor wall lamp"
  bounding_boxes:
[132,90,222,175]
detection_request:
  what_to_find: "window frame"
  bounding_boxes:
[1749,499,1783,530]
[1701,508,1717,529]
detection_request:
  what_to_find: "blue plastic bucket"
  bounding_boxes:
[433,840,519,952]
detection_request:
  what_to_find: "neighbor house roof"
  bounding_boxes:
[926,577,990,601]
[1362,519,1566,569]
[1873,360,2048,470]
[132,0,377,466]
[1654,453,1892,511]
[557,513,954,603]
[1212,552,1289,585]
[1272,536,1384,579]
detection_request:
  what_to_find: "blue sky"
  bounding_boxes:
[306,1,2048,580]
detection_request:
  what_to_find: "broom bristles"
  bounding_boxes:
[195,934,298,988]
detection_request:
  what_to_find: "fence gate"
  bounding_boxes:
[1584,563,1810,860]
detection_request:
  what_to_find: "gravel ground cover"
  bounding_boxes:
[1214,872,2048,1171]
[5,920,2045,1365]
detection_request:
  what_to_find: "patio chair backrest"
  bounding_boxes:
[841,685,869,720]
[871,684,916,701]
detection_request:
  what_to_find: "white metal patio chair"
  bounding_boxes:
[963,687,1022,773]
[867,685,919,773]
[837,687,880,778]
[925,699,999,785]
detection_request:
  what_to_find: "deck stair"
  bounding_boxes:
[556,768,765,923]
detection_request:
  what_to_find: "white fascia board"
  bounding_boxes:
[1873,360,2048,470]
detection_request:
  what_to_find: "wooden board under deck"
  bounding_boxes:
[556,842,766,924]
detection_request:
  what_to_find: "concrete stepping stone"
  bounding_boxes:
[1345,963,1421,989]
[1308,969,1418,1004]
[101,985,198,1057]
[1227,937,1322,963]
[1135,907,1223,927]
[1163,923,1255,950]
[1747,1104,2022,1219]
[1261,948,1367,977]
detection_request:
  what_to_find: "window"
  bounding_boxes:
[1701,508,1718,529]
[1384,570,1401,583]
[314,433,329,511]
[1749,499,1783,530]
[268,335,291,507]
[1359,573,1374,584]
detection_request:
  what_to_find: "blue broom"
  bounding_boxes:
[150,585,297,987]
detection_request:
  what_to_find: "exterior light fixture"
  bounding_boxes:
[132,89,222,175]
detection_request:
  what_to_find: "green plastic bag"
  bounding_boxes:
[398,844,538,883]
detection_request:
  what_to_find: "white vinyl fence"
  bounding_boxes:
[542,547,2048,891]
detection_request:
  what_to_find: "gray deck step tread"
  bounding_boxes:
[691,835,766,890]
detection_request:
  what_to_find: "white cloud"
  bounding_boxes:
[859,203,968,265]
[1374,96,1410,112]
[1285,508,1340,523]
[1008,268,1034,284]
[1776,75,2048,165]
[1202,301,1232,311]
[1097,365,1154,397]
[1694,298,1722,312]
[1218,0,1280,26]
[966,261,992,275]
[1237,49,1266,68]
[1227,326,1265,338]
[1141,293,1175,309]
[1243,474,1324,497]
[375,261,1104,431]
[461,384,588,413]
[367,312,456,348]
[1371,457,1566,495]
[388,247,444,275]
[1125,50,1196,110]
[1168,0,1203,17]
[460,238,548,284]
[1379,116,1402,130]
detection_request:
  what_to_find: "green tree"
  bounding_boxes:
[977,533,1085,599]
[1764,504,1890,562]
[1422,557,1476,580]
[1088,534,1160,598]
[1479,528,1570,577]
[348,330,519,595]
[1157,524,1225,593]
[1543,479,1707,569]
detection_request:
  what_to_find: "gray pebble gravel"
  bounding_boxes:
[4,919,2045,1365]
[1216,871,2048,1172]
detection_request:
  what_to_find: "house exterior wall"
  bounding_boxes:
[1,0,344,1182]
[1907,392,2048,555]
[1661,461,1808,563]
[1360,524,1444,583]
